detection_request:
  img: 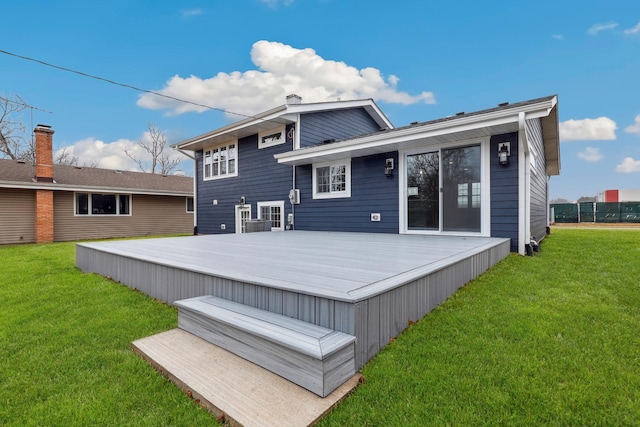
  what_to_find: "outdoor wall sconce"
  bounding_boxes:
[498,142,510,166]
[239,196,246,205]
[385,158,394,176]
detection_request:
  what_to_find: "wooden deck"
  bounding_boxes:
[77,231,510,395]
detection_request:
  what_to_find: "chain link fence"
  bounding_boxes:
[550,202,640,223]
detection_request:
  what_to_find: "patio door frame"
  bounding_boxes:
[398,137,491,236]
[235,204,252,234]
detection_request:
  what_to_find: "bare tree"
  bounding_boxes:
[0,95,33,162]
[55,146,79,166]
[123,123,182,174]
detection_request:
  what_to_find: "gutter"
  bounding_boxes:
[0,181,192,197]
[275,97,557,165]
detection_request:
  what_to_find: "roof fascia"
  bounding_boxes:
[275,96,557,165]
[0,181,191,196]
[174,104,289,150]
[174,98,394,151]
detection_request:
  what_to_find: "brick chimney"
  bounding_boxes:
[34,124,55,183]
[34,124,55,243]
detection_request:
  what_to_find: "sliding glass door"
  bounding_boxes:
[406,144,482,233]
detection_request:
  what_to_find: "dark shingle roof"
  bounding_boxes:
[0,159,193,195]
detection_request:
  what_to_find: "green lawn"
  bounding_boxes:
[1,229,639,426]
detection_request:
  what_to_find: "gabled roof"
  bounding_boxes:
[173,98,393,152]
[275,95,560,176]
[0,159,193,196]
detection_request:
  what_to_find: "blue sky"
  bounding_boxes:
[1,0,639,201]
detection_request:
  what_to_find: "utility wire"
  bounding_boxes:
[0,48,281,123]
[0,95,53,114]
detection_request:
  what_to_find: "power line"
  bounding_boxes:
[0,48,277,122]
[0,95,52,114]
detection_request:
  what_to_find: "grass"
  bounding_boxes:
[1,229,639,426]
[0,242,216,426]
[318,228,640,426]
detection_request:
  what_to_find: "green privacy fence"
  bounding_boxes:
[551,202,640,223]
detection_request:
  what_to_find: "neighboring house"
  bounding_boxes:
[0,125,194,245]
[174,94,559,255]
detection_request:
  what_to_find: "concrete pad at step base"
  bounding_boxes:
[131,329,362,427]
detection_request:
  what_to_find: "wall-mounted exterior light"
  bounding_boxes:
[498,142,510,167]
[385,158,394,176]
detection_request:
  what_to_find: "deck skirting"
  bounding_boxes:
[76,232,510,371]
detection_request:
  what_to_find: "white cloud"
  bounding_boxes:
[182,9,203,17]
[625,114,640,135]
[616,157,640,173]
[577,147,603,162]
[56,137,141,170]
[624,22,640,35]
[55,134,188,172]
[587,22,619,35]
[137,40,436,116]
[559,117,617,141]
[551,34,564,40]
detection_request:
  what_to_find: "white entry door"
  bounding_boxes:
[235,205,251,233]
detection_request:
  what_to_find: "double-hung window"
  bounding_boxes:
[312,159,351,199]
[204,141,237,180]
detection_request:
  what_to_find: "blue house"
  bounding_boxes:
[175,94,559,255]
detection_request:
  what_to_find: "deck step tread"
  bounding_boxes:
[174,295,356,397]
[175,296,355,359]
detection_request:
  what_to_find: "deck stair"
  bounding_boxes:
[174,295,357,397]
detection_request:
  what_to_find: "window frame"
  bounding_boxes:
[258,126,286,149]
[74,192,132,216]
[186,196,194,213]
[312,159,352,199]
[257,200,285,231]
[203,141,238,181]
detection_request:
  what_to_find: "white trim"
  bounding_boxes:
[235,204,252,234]
[258,126,286,149]
[174,98,393,152]
[203,141,238,181]
[312,158,352,199]
[518,112,529,255]
[257,200,285,231]
[275,96,558,166]
[398,138,490,237]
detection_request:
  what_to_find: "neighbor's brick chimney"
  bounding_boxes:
[35,124,55,182]
[34,124,55,243]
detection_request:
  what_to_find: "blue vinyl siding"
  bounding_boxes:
[299,108,381,148]
[526,118,549,243]
[294,152,399,233]
[490,132,519,252]
[196,132,293,234]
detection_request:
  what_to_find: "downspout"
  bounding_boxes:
[177,148,198,235]
[518,112,531,255]
[290,114,301,230]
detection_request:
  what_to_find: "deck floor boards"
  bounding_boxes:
[78,231,509,302]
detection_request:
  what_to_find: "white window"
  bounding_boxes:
[75,193,131,216]
[258,126,286,149]
[186,197,194,213]
[204,142,237,180]
[312,159,351,199]
[257,201,285,231]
